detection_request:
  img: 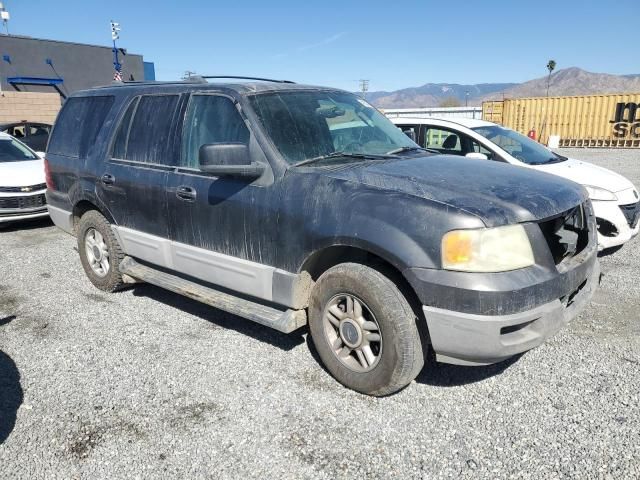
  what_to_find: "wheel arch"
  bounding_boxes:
[71,198,115,233]
[299,244,425,324]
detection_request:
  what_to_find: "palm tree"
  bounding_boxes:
[546,60,556,98]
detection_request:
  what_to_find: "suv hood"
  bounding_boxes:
[318,155,587,227]
[534,158,635,194]
[0,159,45,187]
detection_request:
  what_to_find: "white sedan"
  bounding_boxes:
[391,117,639,252]
[0,132,48,224]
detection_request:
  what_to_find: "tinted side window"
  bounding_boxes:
[28,125,50,136]
[181,95,249,168]
[112,98,139,159]
[48,96,114,157]
[124,95,179,164]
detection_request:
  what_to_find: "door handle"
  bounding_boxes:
[101,173,115,185]
[176,185,197,201]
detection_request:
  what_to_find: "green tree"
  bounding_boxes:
[438,97,462,108]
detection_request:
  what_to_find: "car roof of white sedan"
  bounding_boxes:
[389,117,496,129]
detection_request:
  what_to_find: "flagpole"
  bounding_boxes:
[110,20,122,81]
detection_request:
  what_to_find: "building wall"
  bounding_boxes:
[483,93,640,148]
[0,91,61,124]
[0,35,146,96]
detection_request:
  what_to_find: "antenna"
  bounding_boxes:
[0,2,10,35]
[359,79,369,99]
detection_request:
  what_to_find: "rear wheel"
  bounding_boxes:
[308,263,424,396]
[77,210,125,292]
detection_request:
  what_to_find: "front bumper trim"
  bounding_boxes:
[424,261,600,366]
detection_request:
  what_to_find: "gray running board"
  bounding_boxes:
[119,256,307,334]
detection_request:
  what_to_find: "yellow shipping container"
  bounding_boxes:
[482,93,640,148]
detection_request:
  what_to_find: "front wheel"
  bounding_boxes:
[308,263,424,396]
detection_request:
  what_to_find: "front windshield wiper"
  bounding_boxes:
[530,154,568,166]
[386,146,438,155]
[293,151,397,167]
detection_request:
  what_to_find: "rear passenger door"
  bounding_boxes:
[98,94,181,265]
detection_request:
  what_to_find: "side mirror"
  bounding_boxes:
[36,151,46,159]
[198,143,265,178]
[465,152,488,160]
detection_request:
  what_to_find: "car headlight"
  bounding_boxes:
[584,185,617,201]
[442,225,535,272]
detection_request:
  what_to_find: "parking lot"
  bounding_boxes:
[0,148,638,479]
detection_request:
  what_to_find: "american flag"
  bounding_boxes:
[113,68,123,82]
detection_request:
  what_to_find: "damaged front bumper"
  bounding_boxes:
[407,237,600,366]
[422,260,599,366]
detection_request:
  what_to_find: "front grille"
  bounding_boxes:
[0,194,47,210]
[620,202,640,228]
[538,203,590,265]
[0,183,47,193]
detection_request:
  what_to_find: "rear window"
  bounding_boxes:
[112,94,179,164]
[48,96,114,158]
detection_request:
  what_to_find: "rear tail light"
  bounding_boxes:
[44,157,55,190]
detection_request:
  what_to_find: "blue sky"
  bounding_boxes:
[3,0,639,91]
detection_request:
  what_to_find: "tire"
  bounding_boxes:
[77,210,125,292]
[308,263,424,396]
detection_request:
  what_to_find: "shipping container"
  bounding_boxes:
[482,93,640,148]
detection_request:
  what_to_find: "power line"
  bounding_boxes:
[359,79,369,99]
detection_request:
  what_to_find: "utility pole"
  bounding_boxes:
[0,2,10,35]
[359,79,369,100]
[110,20,122,82]
[183,70,197,80]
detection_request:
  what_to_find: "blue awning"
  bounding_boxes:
[7,76,64,86]
[6,77,66,98]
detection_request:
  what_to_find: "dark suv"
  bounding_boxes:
[45,78,599,395]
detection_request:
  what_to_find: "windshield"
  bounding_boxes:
[0,136,38,163]
[472,125,564,165]
[248,90,418,165]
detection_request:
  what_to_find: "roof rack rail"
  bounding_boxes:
[191,75,295,84]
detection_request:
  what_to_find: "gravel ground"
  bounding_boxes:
[1,148,639,479]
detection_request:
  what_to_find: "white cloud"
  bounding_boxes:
[297,32,347,52]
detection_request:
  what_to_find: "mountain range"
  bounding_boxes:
[366,68,640,109]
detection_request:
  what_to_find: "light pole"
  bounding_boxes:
[110,20,122,81]
[0,2,10,35]
[465,91,469,107]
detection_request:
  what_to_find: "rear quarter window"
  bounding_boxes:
[48,96,114,158]
[112,94,179,164]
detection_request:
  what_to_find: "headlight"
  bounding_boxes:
[584,185,617,201]
[442,225,535,272]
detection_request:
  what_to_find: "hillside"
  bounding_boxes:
[367,68,640,108]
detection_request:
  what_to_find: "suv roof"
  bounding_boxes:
[85,79,337,97]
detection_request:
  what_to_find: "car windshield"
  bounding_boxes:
[472,125,565,165]
[248,90,419,165]
[0,136,38,163]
